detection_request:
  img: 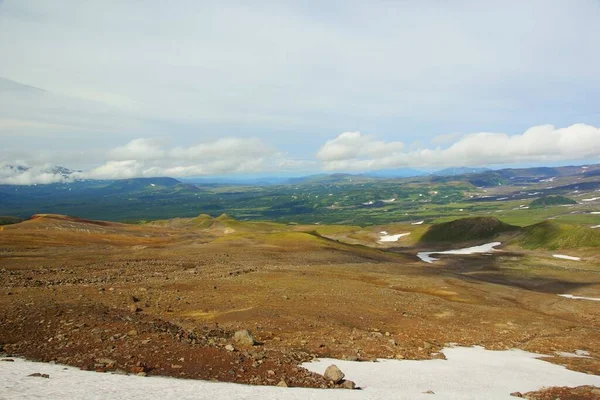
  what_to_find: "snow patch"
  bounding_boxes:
[411,221,424,225]
[555,350,591,359]
[553,254,581,261]
[379,233,410,242]
[4,347,600,400]
[582,197,600,202]
[418,242,501,264]
[559,294,600,302]
[592,225,600,229]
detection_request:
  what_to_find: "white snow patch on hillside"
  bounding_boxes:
[418,242,501,264]
[411,221,424,225]
[379,233,410,242]
[582,197,600,202]
[555,350,591,358]
[553,254,581,261]
[3,346,600,400]
[559,294,600,302]
[592,225,600,229]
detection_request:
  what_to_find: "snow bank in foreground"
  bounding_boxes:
[379,233,410,242]
[553,254,581,261]
[417,242,501,263]
[3,346,600,400]
[559,294,600,302]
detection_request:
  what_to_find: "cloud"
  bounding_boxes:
[85,160,143,180]
[317,132,405,161]
[0,136,315,184]
[0,164,70,185]
[86,137,283,180]
[319,124,600,171]
[430,132,463,146]
[1,0,600,157]
[109,139,166,161]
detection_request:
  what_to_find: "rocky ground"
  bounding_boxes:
[1,214,600,397]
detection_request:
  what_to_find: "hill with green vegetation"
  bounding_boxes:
[420,217,521,243]
[513,221,600,250]
[530,195,577,208]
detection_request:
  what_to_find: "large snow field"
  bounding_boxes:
[3,346,600,400]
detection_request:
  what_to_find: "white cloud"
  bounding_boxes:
[317,132,405,162]
[430,132,463,146]
[0,136,315,184]
[1,0,600,156]
[85,137,282,180]
[0,164,70,185]
[85,160,143,180]
[319,124,600,171]
[109,139,166,161]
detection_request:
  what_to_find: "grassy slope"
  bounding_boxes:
[530,195,577,208]
[513,221,600,250]
[419,217,521,243]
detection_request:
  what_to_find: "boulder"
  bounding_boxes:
[341,380,356,389]
[324,364,345,383]
[233,330,255,346]
[28,373,49,378]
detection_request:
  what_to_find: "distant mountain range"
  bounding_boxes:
[431,167,490,176]
[2,163,599,188]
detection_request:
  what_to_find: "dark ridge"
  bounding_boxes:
[420,217,521,243]
[530,195,577,208]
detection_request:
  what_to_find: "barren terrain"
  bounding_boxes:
[1,214,600,396]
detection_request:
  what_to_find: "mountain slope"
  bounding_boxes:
[420,217,521,243]
[514,221,600,250]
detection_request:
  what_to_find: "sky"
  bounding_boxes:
[1,0,600,184]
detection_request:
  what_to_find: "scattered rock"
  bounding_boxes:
[233,330,255,346]
[225,344,235,351]
[341,380,356,390]
[129,304,141,313]
[28,373,50,378]
[510,392,523,398]
[324,364,345,383]
[1,358,15,362]
[423,390,435,394]
[276,380,288,387]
